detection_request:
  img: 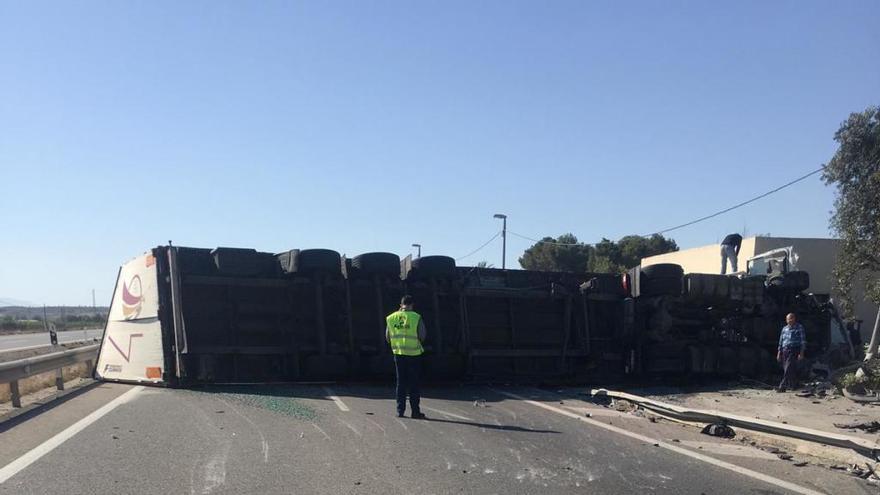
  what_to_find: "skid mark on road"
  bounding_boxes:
[365,417,387,436]
[199,443,230,495]
[337,418,362,437]
[492,389,826,495]
[311,423,331,440]
[213,396,269,463]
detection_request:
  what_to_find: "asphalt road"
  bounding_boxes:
[0,382,874,494]
[0,329,103,352]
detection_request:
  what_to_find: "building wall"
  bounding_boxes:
[642,236,878,340]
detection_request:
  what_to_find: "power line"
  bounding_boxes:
[456,231,502,261]
[508,231,586,246]
[506,166,826,247]
[648,166,825,236]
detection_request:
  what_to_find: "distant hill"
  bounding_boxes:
[0,298,36,307]
[0,306,109,319]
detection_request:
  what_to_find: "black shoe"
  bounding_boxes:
[411,412,427,420]
[397,412,405,418]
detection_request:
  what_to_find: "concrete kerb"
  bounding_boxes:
[592,388,880,468]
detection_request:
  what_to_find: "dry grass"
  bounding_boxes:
[0,362,92,403]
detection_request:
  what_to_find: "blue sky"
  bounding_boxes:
[1,1,878,305]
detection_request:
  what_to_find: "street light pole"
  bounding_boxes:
[493,214,507,270]
[411,243,421,258]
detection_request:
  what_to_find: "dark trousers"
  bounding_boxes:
[779,348,800,390]
[394,354,422,415]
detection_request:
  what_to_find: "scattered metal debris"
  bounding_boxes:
[701,423,735,439]
[613,399,635,413]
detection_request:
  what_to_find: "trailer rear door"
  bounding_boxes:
[95,251,167,384]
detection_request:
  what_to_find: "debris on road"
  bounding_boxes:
[701,423,735,439]
[613,399,635,413]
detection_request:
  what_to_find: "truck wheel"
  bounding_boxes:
[292,249,342,275]
[641,264,684,279]
[641,276,682,297]
[784,271,810,292]
[411,256,457,278]
[212,248,279,277]
[352,252,401,277]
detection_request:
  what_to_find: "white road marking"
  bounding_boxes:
[492,389,826,495]
[421,406,473,421]
[322,386,350,411]
[311,423,331,440]
[0,385,143,484]
[395,418,409,430]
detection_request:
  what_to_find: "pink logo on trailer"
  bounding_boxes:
[121,275,144,320]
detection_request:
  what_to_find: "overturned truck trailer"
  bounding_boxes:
[95,246,833,386]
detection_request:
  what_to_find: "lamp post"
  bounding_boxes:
[411,243,421,258]
[493,214,507,269]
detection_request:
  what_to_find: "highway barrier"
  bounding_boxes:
[0,344,99,407]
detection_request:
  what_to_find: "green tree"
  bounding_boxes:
[518,234,593,272]
[588,234,679,273]
[822,105,880,357]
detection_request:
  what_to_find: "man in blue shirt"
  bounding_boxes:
[776,313,806,392]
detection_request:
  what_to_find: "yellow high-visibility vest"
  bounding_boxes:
[386,310,424,356]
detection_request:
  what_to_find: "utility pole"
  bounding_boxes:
[493,214,507,270]
[865,306,880,361]
[92,289,96,309]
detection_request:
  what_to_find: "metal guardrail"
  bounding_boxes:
[592,388,880,460]
[0,344,100,408]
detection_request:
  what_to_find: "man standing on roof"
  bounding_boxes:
[776,312,806,392]
[720,233,743,274]
[386,295,427,419]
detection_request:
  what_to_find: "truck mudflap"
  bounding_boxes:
[95,250,168,384]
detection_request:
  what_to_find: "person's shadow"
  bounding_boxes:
[422,417,559,434]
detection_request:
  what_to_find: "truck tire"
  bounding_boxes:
[581,274,625,295]
[177,247,217,276]
[292,249,342,275]
[411,256,457,278]
[641,276,682,297]
[212,248,279,277]
[640,264,683,297]
[784,271,810,292]
[276,249,300,274]
[352,252,401,277]
[683,274,729,302]
[641,264,684,279]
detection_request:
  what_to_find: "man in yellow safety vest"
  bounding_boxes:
[386,295,427,419]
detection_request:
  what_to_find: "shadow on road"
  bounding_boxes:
[423,416,559,434]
